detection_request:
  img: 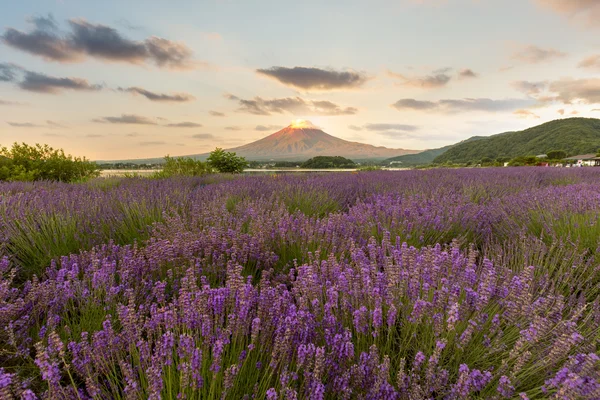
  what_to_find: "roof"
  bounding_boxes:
[564,154,599,160]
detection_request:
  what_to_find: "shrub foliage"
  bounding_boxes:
[0,143,99,182]
[207,148,247,173]
[154,155,212,177]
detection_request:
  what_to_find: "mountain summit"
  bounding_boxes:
[225,120,418,161]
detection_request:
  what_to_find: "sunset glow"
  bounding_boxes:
[290,119,315,129]
[1,1,599,161]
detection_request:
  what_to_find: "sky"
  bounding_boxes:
[1,0,600,160]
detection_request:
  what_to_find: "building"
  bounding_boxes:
[564,154,600,167]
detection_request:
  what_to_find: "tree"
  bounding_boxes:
[207,148,247,173]
[0,143,99,182]
[301,156,356,169]
[507,155,538,167]
[547,150,567,160]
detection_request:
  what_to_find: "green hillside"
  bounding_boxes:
[385,137,485,166]
[385,145,453,166]
[434,118,600,164]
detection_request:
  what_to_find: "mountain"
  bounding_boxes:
[97,120,419,164]
[385,145,454,166]
[222,120,418,161]
[384,137,486,166]
[433,118,600,164]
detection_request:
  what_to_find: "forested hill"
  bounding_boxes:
[385,137,485,166]
[433,118,600,164]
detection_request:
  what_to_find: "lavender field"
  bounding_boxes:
[1,168,600,399]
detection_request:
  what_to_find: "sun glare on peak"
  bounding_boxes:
[290,119,314,129]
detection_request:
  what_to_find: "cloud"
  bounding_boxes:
[209,110,225,117]
[86,134,103,138]
[311,100,358,115]
[391,99,437,110]
[346,123,419,138]
[229,95,358,116]
[255,125,282,132]
[19,71,103,93]
[355,123,420,138]
[2,15,81,62]
[143,36,196,69]
[512,80,547,95]
[115,19,143,31]
[118,87,195,102]
[46,120,67,128]
[535,0,600,27]
[392,97,533,113]
[29,14,60,31]
[363,123,419,132]
[578,55,600,70]
[165,122,203,128]
[225,126,242,131]
[0,99,22,106]
[95,116,202,128]
[558,109,565,115]
[387,69,452,88]
[191,133,214,139]
[546,78,600,104]
[571,110,579,115]
[93,114,158,125]
[511,45,566,64]
[7,122,41,127]
[7,120,65,127]
[2,17,197,69]
[256,66,368,90]
[458,69,478,79]
[514,109,540,119]
[0,63,102,95]
[139,141,166,146]
[375,131,420,139]
[0,63,20,82]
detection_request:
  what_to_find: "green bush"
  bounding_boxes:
[207,148,247,173]
[154,155,212,177]
[357,165,382,171]
[0,143,99,182]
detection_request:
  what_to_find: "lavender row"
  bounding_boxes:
[1,168,600,398]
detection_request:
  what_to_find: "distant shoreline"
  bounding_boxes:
[99,168,410,176]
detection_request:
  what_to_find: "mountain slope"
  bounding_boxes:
[433,118,600,164]
[223,122,418,161]
[385,145,453,166]
[384,137,485,166]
